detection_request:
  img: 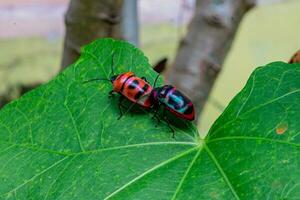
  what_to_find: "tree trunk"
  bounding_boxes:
[167,0,256,122]
[61,0,124,69]
[289,49,300,63]
[121,0,139,47]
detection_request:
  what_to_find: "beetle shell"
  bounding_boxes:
[112,72,153,108]
[152,85,195,121]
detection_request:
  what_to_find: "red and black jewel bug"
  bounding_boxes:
[83,55,153,119]
[150,85,195,121]
[149,75,195,136]
[109,71,153,108]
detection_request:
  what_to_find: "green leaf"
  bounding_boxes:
[0,39,299,199]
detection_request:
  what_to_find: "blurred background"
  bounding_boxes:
[0,0,300,135]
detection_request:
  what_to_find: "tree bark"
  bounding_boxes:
[121,0,139,47]
[61,0,124,69]
[167,0,256,121]
[289,49,300,63]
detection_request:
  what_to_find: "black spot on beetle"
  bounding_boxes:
[142,84,149,92]
[133,80,139,85]
[128,79,139,90]
[128,84,136,89]
[184,105,193,114]
[134,90,144,100]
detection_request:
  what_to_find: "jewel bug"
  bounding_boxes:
[83,55,152,119]
[148,75,195,136]
[150,85,195,121]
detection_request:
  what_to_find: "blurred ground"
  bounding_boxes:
[0,0,299,135]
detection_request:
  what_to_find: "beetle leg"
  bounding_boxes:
[117,96,124,119]
[152,109,161,126]
[118,102,137,120]
[141,77,149,83]
[151,103,161,126]
[165,117,175,138]
[153,113,160,127]
[162,109,175,138]
[108,90,116,98]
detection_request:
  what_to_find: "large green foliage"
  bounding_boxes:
[0,39,299,199]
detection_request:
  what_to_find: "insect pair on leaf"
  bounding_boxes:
[83,55,195,137]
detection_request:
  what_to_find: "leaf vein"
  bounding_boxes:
[171,147,202,200]
[210,88,300,136]
[0,156,69,197]
[64,102,85,152]
[43,155,78,200]
[0,122,14,141]
[236,71,256,118]
[204,144,240,200]
[15,107,34,144]
[103,146,199,200]
[0,141,72,156]
[81,141,197,155]
[208,136,300,147]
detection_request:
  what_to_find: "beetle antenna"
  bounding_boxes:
[153,74,160,88]
[111,52,116,76]
[83,78,110,84]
